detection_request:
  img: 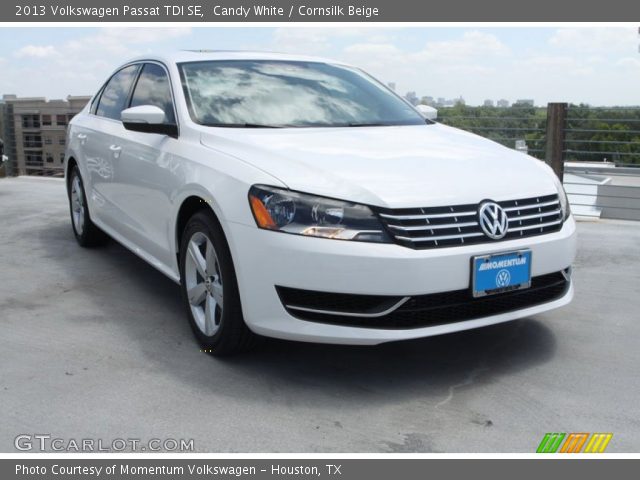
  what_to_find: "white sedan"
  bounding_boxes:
[65,51,576,354]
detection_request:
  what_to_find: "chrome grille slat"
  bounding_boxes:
[396,232,485,242]
[378,211,476,221]
[504,200,559,212]
[376,194,563,250]
[508,209,561,222]
[387,221,478,231]
[508,218,563,232]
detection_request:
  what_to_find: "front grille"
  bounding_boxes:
[376,194,563,249]
[278,271,569,329]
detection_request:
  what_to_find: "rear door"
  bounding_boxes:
[81,64,141,230]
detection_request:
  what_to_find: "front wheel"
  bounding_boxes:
[179,210,258,355]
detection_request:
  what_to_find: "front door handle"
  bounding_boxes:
[77,133,87,140]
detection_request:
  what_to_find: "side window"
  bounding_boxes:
[130,63,176,124]
[96,64,140,121]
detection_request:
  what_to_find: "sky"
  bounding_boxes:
[0,26,638,106]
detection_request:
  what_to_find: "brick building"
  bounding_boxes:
[1,94,90,176]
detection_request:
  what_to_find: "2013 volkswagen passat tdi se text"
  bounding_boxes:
[65,51,576,354]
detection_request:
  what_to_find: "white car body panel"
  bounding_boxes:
[65,51,576,345]
[199,123,558,208]
[227,219,575,343]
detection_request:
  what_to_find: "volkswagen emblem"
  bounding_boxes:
[478,202,508,240]
[496,269,511,287]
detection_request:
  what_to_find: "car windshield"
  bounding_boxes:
[178,60,427,128]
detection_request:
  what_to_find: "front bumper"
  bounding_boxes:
[227,216,577,345]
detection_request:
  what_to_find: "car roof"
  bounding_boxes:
[125,50,351,67]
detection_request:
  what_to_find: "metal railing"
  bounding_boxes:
[438,104,640,221]
[564,106,640,164]
[438,106,548,158]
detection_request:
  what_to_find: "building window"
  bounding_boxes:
[42,115,52,126]
[56,114,67,126]
[25,153,43,167]
[23,134,42,148]
[46,154,54,163]
[22,115,40,128]
[44,136,52,145]
[67,114,75,123]
[59,153,65,163]
[58,137,66,146]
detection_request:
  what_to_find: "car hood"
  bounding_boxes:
[200,123,557,208]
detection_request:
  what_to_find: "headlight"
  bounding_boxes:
[248,185,391,243]
[553,175,570,221]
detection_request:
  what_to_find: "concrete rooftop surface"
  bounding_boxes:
[1,176,639,452]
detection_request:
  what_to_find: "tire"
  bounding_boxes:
[179,210,258,355]
[68,166,107,247]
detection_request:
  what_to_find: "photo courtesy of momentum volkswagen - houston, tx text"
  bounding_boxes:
[63,51,574,355]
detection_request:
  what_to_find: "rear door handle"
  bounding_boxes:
[77,133,87,140]
[109,145,122,158]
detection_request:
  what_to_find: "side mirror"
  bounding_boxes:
[416,104,438,121]
[121,105,178,138]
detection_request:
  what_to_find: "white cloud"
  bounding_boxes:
[3,27,193,99]
[65,27,191,57]
[549,27,638,54]
[343,43,401,56]
[343,31,509,66]
[2,27,638,106]
[102,27,191,44]
[342,42,404,67]
[15,45,58,58]
[268,27,398,56]
[616,57,640,69]
[516,55,594,76]
[419,31,510,61]
[269,28,335,55]
[334,30,640,105]
[338,31,508,100]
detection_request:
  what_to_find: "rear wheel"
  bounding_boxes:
[68,166,106,247]
[179,210,258,355]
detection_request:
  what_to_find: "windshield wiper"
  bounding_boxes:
[347,122,392,127]
[203,123,283,128]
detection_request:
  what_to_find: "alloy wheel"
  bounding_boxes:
[70,175,85,235]
[184,231,224,336]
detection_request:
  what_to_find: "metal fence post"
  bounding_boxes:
[545,103,568,181]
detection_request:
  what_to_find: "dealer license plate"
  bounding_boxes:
[472,250,532,297]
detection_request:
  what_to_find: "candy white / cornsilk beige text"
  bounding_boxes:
[212,5,379,18]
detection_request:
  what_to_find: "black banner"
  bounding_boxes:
[3,459,639,479]
[4,0,640,22]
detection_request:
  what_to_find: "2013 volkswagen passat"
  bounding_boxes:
[65,51,576,354]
